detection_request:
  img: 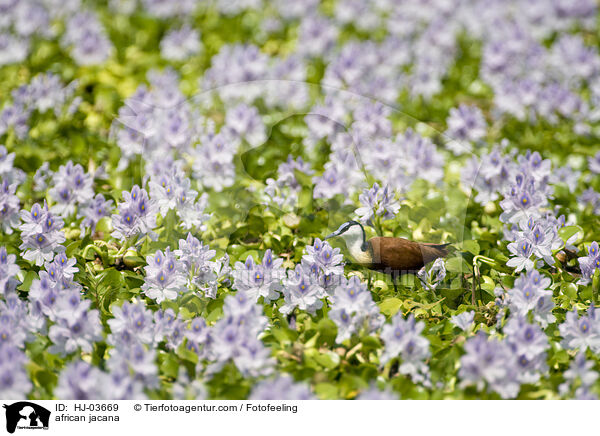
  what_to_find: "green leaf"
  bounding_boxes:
[558,225,583,244]
[461,240,480,255]
[378,297,403,316]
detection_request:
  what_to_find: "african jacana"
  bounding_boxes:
[325,220,449,287]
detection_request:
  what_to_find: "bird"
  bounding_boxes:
[325,220,450,288]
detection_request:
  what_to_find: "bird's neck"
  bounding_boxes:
[342,227,372,264]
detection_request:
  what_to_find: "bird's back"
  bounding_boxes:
[367,237,449,272]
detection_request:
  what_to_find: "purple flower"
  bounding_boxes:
[355,183,400,225]
[445,104,487,153]
[142,248,187,303]
[0,343,31,398]
[107,300,155,347]
[458,331,520,399]
[206,295,273,377]
[577,241,600,285]
[588,151,600,174]
[380,311,430,385]
[160,25,201,61]
[111,185,157,242]
[559,353,599,398]
[224,103,266,148]
[62,11,112,66]
[0,178,20,234]
[232,250,285,303]
[49,161,95,217]
[355,385,398,400]
[329,276,383,343]
[559,304,600,352]
[450,311,475,331]
[78,194,113,235]
[504,316,548,383]
[249,375,315,400]
[0,246,19,294]
[280,264,325,315]
[55,360,104,400]
[297,14,338,59]
[19,202,65,266]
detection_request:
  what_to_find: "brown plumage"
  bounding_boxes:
[366,237,450,273]
[325,221,450,277]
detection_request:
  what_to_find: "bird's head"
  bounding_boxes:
[325,220,366,246]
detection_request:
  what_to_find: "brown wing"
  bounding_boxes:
[367,237,449,272]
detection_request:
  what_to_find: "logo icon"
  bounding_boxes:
[3,402,50,434]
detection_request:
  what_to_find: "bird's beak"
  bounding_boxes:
[324,231,338,240]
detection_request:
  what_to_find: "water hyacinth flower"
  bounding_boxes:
[172,367,207,400]
[558,353,599,399]
[224,103,266,148]
[62,11,112,66]
[280,263,325,316]
[417,257,446,292]
[451,311,475,331]
[380,311,431,386]
[232,250,285,303]
[577,241,600,286]
[559,304,600,353]
[107,300,155,347]
[328,276,384,343]
[19,202,65,266]
[78,193,113,235]
[445,104,487,154]
[356,385,398,400]
[142,248,187,303]
[55,360,105,400]
[458,331,520,399]
[588,151,600,174]
[499,172,548,225]
[205,294,274,378]
[0,247,19,294]
[0,178,20,234]
[249,375,315,400]
[355,182,400,226]
[48,161,94,217]
[578,188,600,215]
[263,155,314,211]
[111,185,157,242]
[192,132,237,192]
[302,238,345,278]
[500,269,556,327]
[504,316,549,384]
[160,25,201,61]
[0,343,32,399]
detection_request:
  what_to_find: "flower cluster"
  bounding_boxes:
[355,183,400,226]
[205,294,274,377]
[29,254,103,356]
[48,161,95,217]
[263,155,314,211]
[175,233,230,299]
[249,375,315,400]
[505,215,563,272]
[559,353,599,400]
[577,242,600,286]
[232,250,285,303]
[328,276,384,343]
[149,164,211,230]
[380,311,431,386]
[559,304,600,353]
[111,185,157,242]
[142,248,187,303]
[19,202,65,266]
[497,269,556,327]
[62,11,112,66]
